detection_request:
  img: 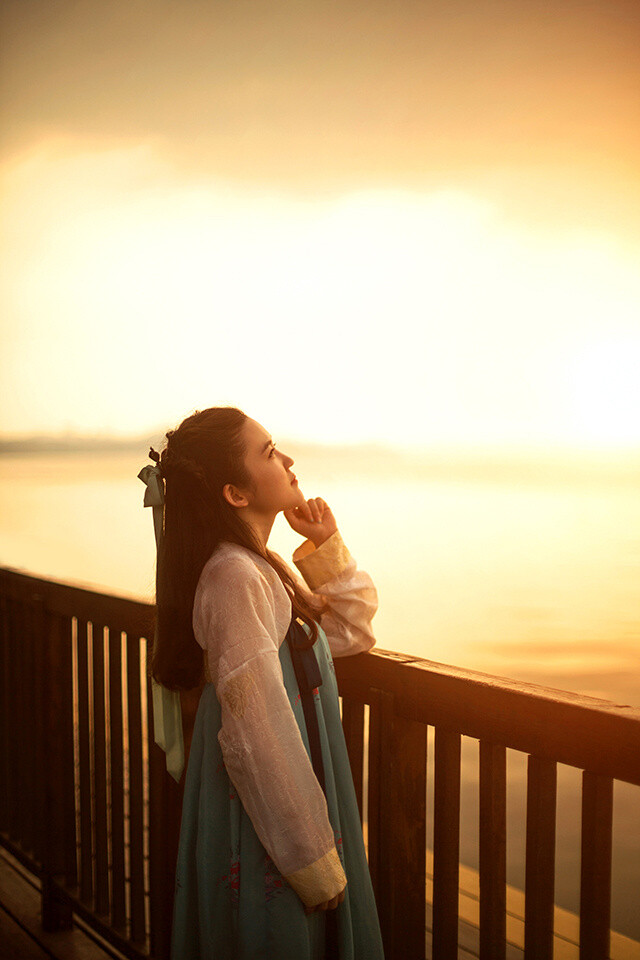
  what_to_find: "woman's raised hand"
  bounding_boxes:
[283,497,338,547]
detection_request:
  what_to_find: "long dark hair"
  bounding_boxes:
[149,406,329,691]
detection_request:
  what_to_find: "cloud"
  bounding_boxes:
[2,0,639,197]
[2,140,640,445]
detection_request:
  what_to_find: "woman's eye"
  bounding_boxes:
[269,445,276,457]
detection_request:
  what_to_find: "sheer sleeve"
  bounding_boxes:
[289,530,379,658]
[193,555,347,907]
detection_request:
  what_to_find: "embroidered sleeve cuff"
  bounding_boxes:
[284,845,347,908]
[292,530,353,590]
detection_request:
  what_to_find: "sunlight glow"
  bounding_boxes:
[2,142,639,448]
[565,337,640,445]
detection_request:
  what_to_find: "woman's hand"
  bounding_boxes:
[304,887,346,914]
[283,497,338,548]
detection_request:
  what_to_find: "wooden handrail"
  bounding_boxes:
[0,566,154,633]
[1,566,638,960]
[5,565,638,783]
[335,648,640,786]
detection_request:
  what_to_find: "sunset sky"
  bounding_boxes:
[1,0,639,449]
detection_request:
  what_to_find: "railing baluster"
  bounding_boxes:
[524,755,557,959]
[0,575,9,836]
[341,698,365,822]
[5,586,20,842]
[61,614,77,890]
[92,622,110,918]
[31,594,46,868]
[13,590,33,849]
[148,665,169,960]
[109,627,126,932]
[41,610,74,931]
[432,728,461,959]
[127,634,146,945]
[479,741,506,960]
[15,591,28,852]
[22,594,39,862]
[389,712,427,960]
[367,688,395,949]
[76,617,93,905]
[579,771,613,960]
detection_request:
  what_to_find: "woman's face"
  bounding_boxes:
[235,417,308,516]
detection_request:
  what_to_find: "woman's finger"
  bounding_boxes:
[298,501,314,523]
[305,890,343,914]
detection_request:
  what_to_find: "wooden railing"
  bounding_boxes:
[1,565,639,960]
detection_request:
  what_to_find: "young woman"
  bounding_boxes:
[149,406,384,959]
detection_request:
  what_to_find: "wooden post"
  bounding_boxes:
[127,634,146,946]
[524,755,557,960]
[432,728,461,959]
[31,593,47,870]
[41,609,73,932]
[92,621,110,918]
[367,687,395,951]
[76,618,94,906]
[479,741,506,959]
[0,574,8,835]
[388,711,427,960]
[341,698,365,822]
[109,627,127,932]
[579,772,613,960]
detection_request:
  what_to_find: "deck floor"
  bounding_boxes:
[3,843,639,960]
[0,847,124,960]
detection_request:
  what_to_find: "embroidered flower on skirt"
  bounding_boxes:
[264,853,287,902]
[229,860,240,908]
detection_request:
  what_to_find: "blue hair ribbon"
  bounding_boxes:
[138,456,185,783]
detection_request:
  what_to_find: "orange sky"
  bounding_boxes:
[1,0,639,446]
[3,0,639,207]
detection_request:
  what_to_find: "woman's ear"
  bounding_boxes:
[222,482,249,509]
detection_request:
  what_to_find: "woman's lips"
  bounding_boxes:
[291,476,298,484]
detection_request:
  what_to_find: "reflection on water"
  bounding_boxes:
[1,447,639,938]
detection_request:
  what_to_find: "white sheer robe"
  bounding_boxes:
[191,529,378,907]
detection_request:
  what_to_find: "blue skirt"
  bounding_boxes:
[170,622,385,959]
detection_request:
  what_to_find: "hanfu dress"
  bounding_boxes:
[170,529,385,959]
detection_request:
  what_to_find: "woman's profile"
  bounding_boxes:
[145,406,384,959]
